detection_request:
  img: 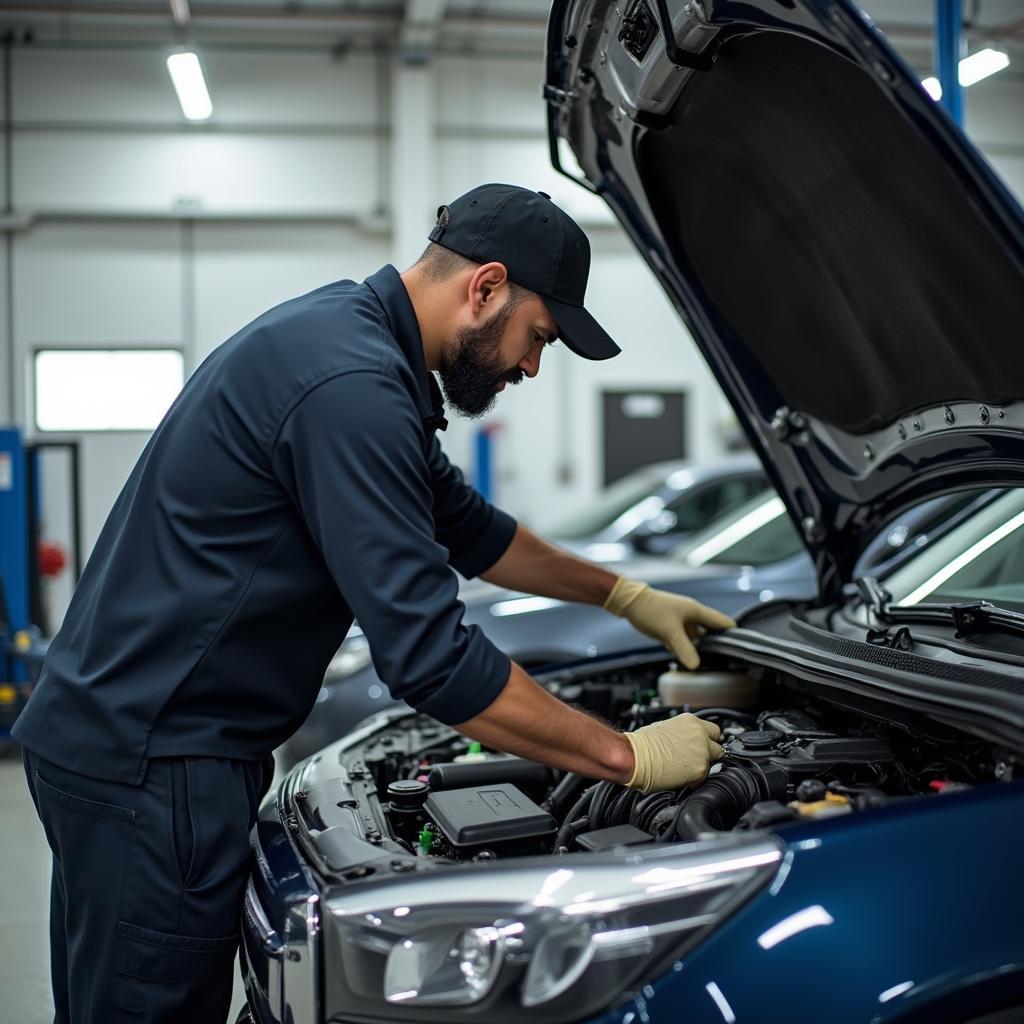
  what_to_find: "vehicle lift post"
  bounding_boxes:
[935,0,965,127]
[0,427,32,739]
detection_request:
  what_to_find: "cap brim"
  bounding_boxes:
[543,297,621,361]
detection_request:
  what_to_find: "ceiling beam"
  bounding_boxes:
[399,0,448,65]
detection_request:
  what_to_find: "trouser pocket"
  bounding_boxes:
[169,759,197,887]
[113,921,238,1023]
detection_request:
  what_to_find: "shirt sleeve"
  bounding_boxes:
[270,369,510,724]
[426,435,517,579]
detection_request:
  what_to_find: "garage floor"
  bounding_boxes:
[0,752,248,1024]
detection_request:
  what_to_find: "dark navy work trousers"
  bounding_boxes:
[22,748,272,1024]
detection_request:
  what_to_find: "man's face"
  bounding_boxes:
[438,290,558,418]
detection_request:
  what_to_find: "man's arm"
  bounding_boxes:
[456,660,725,794]
[457,660,634,781]
[479,522,618,604]
[480,523,736,669]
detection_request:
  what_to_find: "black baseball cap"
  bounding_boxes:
[427,183,621,361]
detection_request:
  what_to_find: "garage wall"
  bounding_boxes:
[432,56,730,527]
[1,43,10,427]
[2,41,1022,631]
[966,76,1024,200]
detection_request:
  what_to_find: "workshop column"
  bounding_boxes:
[390,61,437,269]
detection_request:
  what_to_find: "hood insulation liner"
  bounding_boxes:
[638,30,1024,435]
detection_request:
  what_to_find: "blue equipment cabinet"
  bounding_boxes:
[0,428,34,737]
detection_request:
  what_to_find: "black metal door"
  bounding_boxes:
[602,389,686,486]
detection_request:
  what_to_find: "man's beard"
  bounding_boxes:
[437,299,524,418]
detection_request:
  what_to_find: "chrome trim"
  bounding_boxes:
[325,837,781,919]
[244,879,280,950]
[282,894,320,1024]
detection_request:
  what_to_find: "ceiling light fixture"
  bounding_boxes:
[166,51,213,121]
[921,47,1010,99]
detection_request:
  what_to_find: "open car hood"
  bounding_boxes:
[544,0,1024,601]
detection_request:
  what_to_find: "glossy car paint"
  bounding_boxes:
[591,781,1024,1024]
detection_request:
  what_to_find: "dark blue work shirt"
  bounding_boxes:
[13,266,518,784]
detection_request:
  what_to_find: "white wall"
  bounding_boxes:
[966,75,1024,199]
[2,40,1022,631]
[1,44,10,427]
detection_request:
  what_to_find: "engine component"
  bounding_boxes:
[735,729,784,751]
[657,667,760,709]
[387,779,429,808]
[674,763,789,841]
[576,824,653,851]
[790,792,851,818]
[425,784,557,857]
[453,740,488,764]
[386,779,430,844]
[329,654,997,870]
[427,756,553,801]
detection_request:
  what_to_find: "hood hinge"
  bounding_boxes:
[771,406,811,445]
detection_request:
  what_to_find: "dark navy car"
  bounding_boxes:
[240,2,1024,1022]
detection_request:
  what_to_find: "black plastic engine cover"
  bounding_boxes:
[425,784,556,855]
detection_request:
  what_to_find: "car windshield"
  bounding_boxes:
[547,464,680,540]
[883,489,1024,613]
[672,492,804,568]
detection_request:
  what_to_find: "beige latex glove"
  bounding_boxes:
[625,713,724,793]
[603,577,736,670]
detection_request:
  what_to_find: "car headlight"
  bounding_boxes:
[322,835,781,1022]
[324,633,371,682]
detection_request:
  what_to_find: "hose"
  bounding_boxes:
[543,771,590,819]
[554,784,598,851]
[672,763,787,842]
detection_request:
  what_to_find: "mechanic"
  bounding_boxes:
[14,183,735,1024]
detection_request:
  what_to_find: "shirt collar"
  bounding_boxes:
[365,265,448,432]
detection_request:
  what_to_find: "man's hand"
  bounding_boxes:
[603,577,736,669]
[625,713,723,793]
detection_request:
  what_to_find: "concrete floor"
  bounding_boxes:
[0,751,248,1024]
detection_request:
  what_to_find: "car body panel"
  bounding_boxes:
[592,780,1024,1024]
[544,0,1024,599]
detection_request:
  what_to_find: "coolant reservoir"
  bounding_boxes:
[657,666,759,709]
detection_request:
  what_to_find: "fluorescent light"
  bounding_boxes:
[166,51,213,121]
[958,47,1010,86]
[921,47,1010,99]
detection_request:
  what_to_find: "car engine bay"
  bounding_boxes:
[288,651,1011,880]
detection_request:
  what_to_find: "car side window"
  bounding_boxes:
[669,484,729,533]
[668,475,769,534]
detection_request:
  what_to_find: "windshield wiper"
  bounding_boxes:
[854,576,1024,640]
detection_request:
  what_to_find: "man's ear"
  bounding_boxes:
[468,262,509,314]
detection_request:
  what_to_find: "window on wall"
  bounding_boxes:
[34,349,185,432]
